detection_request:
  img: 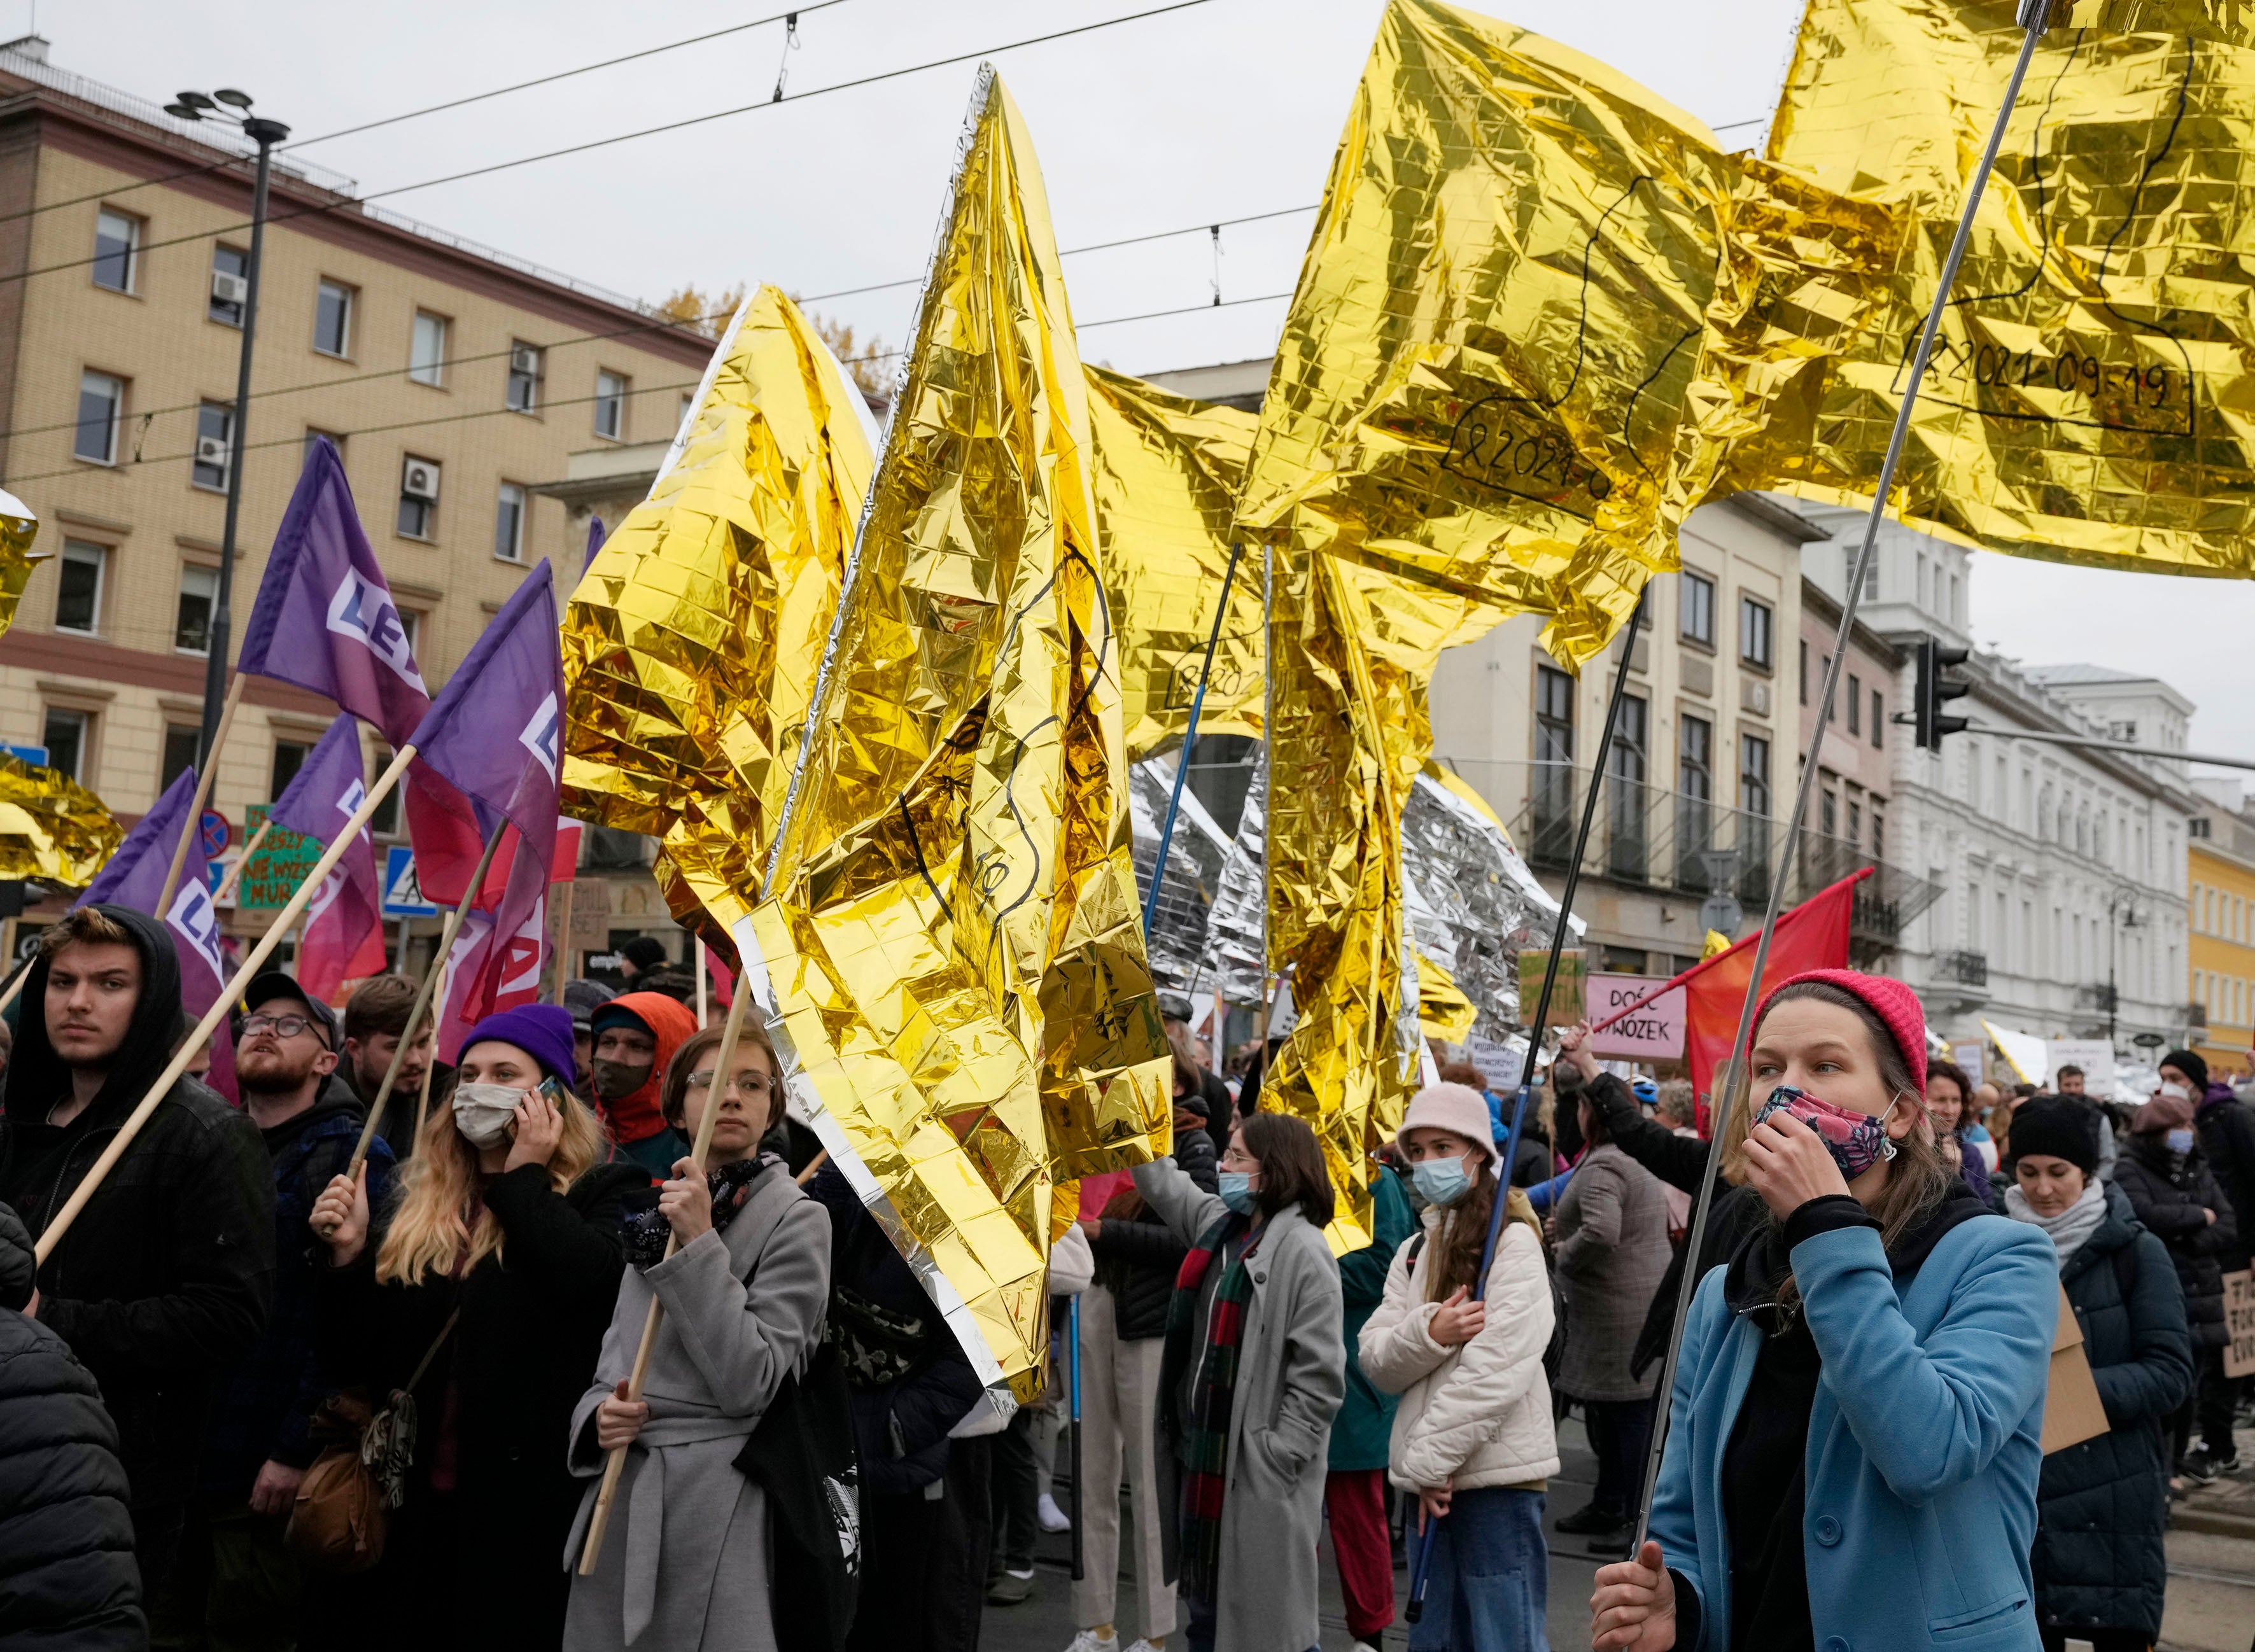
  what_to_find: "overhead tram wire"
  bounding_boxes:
[0,0,1216,293]
[1,288,1296,487]
[0,4,850,228]
[0,205,1312,448]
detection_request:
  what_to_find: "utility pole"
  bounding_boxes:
[2107,889,2141,1049]
[164,89,290,763]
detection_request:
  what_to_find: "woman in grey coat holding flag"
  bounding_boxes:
[562,1023,829,1651]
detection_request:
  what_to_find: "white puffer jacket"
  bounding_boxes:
[1358,1207,1558,1493]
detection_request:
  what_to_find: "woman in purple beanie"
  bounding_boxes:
[307,1004,649,1651]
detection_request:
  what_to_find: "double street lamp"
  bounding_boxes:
[161,89,290,765]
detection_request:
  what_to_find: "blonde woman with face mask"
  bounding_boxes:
[1591,971,2057,1652]
[309,1005,646,1652]
[561,1022,829,1652]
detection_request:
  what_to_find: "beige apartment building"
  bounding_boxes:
[0,38,712,956]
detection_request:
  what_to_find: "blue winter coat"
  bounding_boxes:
[1649,1211,2057,1652]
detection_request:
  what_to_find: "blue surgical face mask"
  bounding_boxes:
[1218,1170,1259,1214]
[1411,1154,1472,1208]
[2166,1127,2196,1154]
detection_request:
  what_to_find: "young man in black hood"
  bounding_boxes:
[0,904,273,1597]
[163,972,397,1642]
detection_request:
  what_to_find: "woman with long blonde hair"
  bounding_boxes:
[310,1005,647,1652]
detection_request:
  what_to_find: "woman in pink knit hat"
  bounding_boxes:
[1591,970,2058,1652]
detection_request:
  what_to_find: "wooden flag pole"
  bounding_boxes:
[211,815,276,907]
[34,743,418,1267]
[341,825,509,1180]
[157,675,245,919]
[694,941,708,1025]
[411,962,447,1151]
[549,876,577,1006]
[579,979,754,1575]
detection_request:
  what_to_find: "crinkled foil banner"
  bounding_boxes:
[1762,0,2255,574]
[0,753,122,886]
[1088,367,1263,761]
[559,286,873,939]
[0,493,43,640]
[1128,757,1232,994]
[1199,748,1268,1006]
[1403,766,1566,1042]
[754,68,1169,1404]
[2060,0,2255,41]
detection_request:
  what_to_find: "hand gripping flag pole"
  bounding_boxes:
[1629,0,2059,1555]
[1405,589,1648,1622]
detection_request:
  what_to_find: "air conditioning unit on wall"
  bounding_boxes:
[401,458,440,501]
[509,346,540,377]
[194,435,228,468]
[210,270,248,306]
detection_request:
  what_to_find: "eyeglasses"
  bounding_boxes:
[241,1012,325,1044]
[685,1069,776,1098]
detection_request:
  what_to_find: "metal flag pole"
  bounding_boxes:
[1405,589,1648,1622]
[1142,540,1246,937]
[1631,0,2056,1554]
[1068,1293,1086,1581]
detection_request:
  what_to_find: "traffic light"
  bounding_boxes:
[1913,634,1972,750]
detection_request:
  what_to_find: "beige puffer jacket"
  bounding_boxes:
[1358,1208,1558,1492]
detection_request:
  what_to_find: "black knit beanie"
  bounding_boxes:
[2004,1096,2100,1176]
[2160,1048,2209,1092]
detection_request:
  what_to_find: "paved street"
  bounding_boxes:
[980,1415,2255,1652]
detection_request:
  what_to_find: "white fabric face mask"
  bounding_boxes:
[451,1082,524,1148]
[2156,1081,2191,1102]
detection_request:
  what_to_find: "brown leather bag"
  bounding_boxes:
[286,1310,458,1576]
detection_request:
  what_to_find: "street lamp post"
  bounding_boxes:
[2107,890,2142,1049]
[163,90,290,764]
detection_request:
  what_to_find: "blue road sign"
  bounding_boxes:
[382,846,439,918]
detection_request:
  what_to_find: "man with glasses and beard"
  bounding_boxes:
[160,973,396,1644]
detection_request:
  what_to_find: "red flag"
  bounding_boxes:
[1683,870,1865,1125]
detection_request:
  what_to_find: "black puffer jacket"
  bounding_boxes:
[2028,1186,2193,1639]
[1087,1127,1219,1341]
[2196,1085,2255,1270]
[2111,1135,2238,1350]
[0,1202,143,1651]
[0,905,274,1510]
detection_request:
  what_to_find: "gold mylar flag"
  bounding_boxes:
[0,754,122,886]
[0,490,45,640]
[1086,366,1263,760]
[744,67,1170,1404]
[558,286,874,938]
[1414,946,1477,1045]
[1764,0,2255,574]
[2060,0,2255,41]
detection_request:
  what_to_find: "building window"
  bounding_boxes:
[1846,673,1862,735]
[192,401,234,491]
[270,739,310,801]
[54,540,106,634]
[1680,570,1715,648]
[409,311,448,386]
[1676,714,1714,883]
[74,370,123,463]
[304,428,345,468]
[314,279,355,357]
[1798,638,1808,704]
[506,341,543,412]
[1739,596,1773,671]
[594,370,628,440]
[2109,719,2138,742]
[1679,716,1712,801]
[1871,688,1883,746]
[175,564,218,653]
[1821,787,1837,838]
[494,482,526,562]
[161,725,201,790]
[1872,805,1886,861]
[1847,797,1862,848]
[396,607,423,660]
[43,708,89,783]
[370,747,402,835]
[397,455,440,540]
[1532,663,1575,860]
[92,208,139,292]
[1740,731,1771,816]
[209,244,248,326]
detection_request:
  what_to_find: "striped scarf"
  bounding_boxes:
[1170,1212,1258,1602]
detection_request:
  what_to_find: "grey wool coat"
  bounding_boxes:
[1552,1140,1672,1402]
[1132,1156,1345,1652]
[561,1164,830,1651]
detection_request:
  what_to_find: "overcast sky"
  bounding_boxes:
[36,0,2255,782]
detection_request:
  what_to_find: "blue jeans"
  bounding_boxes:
[1183,1592,1319,1652]
[1408,1486,1549,1652]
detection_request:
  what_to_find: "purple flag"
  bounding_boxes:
[406,563,561,1022]
[584,515,607,572]
[78,766,200,914]
[271,714,384,1002]
[238,437,430,748]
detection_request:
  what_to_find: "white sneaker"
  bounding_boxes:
[1125,1641,1169,1652]
[1351,1642,1380,1652]
[1037,1492,1072,1532]
[1062,1634,1117,1652]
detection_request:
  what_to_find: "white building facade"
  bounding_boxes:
[1801,508,2200,1053]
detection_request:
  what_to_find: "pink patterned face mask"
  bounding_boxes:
[1750,1084,1898,1180]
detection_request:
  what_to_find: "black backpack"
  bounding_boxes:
[1404,1222,1569,1391]
[733,1338,861,1650]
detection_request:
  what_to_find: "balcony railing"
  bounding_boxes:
[1936,950,1989,988]
[1484,760,1942,944]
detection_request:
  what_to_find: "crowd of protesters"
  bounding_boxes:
[3,906,2252,1652]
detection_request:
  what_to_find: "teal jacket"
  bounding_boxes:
[1329,1165,1415,1471]
[1649,1211,2056,1652]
